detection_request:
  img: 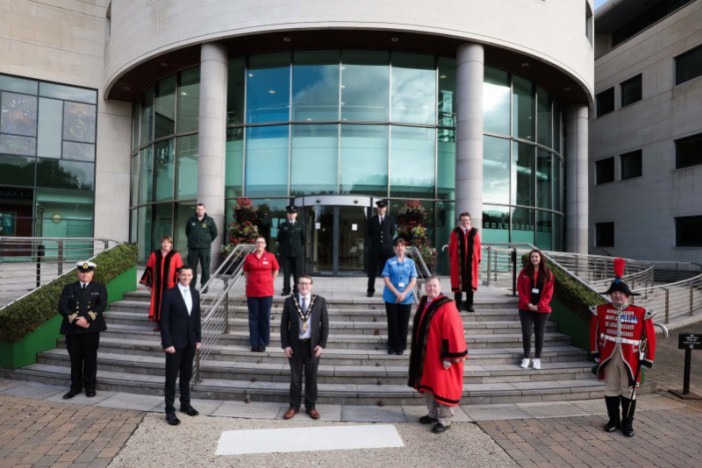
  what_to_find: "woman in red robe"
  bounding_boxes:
[408,276,467,434]
[140,235,184,331]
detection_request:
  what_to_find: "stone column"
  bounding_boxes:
[565,105,589,254]
[198,43,228,269]
[455,43,484,228]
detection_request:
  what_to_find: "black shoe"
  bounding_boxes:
[465,305,475,312]
[282,290,290,296]
[166,412,181,426]
[419,415,438,425]
[387,349,394,355]
[396,350,404,355]
[431,422,450,434]
[366,291,374,297]
[180,405,199,416]
[85,390,96,398]
[260,346,266,352]
[604,420,620,432]
[62,389,80,400]
[251,346,258,352]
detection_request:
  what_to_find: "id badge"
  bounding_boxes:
[398,282,405,288]
[531,288,540,294]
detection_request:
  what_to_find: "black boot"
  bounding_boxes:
[603,396,620,432]
[454,292,462,310]
[620,397,636,437]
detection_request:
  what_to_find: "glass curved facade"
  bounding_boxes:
[130,50,564,267]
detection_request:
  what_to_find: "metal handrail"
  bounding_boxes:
[405,246,432,303]
[193,243,256,383]
[631,272,702,325]
[0,237,120,308]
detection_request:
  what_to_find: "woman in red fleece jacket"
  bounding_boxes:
[516,249,554,370]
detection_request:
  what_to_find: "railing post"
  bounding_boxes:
[690,285,694,316]
[57,240,63,275]
[485,246,492,286]
[223,278,230,334]
[36,244,45,288]
[511,248,517,297]
[663,288,670,324]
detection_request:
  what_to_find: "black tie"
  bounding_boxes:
[81,284,86,290]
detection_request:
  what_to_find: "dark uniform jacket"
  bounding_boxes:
[367,214,396,257]
[58,282,108,335]
[277,220,306,258]
[185,213,218,249]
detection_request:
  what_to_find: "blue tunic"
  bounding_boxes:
[382,256,418,305]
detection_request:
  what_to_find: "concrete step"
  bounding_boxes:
[13,363,609,405]
[38,348,596,385]
[68,336,588,366]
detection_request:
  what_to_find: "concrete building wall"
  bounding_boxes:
[0,0,132,242]
[590,0,702,262]
[106,0,594,96]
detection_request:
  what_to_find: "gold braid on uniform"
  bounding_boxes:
[67,313,79,322]
[88,311,97,320]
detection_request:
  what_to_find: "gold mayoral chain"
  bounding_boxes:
[293,294,317,331]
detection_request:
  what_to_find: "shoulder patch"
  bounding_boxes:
[644,309,656,320]
[589,305,599,316]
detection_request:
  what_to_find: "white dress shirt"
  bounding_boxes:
[179,284,193,315]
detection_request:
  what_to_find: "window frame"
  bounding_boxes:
[620,74,642,108]
[595,157,615,185]
[675,132,702,169]
[595,222,615,248]
[675,215,702,247]
[620,149,643,180]
[675,44,702,86]
[596,87,615,117]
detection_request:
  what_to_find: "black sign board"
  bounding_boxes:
[678,333,702,350]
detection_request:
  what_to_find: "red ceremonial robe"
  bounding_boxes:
[590,303,656,386]
[449,227,481,293]
[408,295,468,406]
[140,250,184,322]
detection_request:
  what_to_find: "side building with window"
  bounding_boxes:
[1,1,594,275]
[591,0,702,263]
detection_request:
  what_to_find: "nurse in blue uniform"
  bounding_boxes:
[382,237,418,355]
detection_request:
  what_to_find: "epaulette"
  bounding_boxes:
[589,305,598,316]
[644,309,656,320]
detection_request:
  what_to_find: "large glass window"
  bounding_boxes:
[247,53,291,123]
[536,86,552,146]
[484,67,510,135]
[391,53,435,125]
[438,57,456,128]
[225,127,244,198]
[483,136,510,205]
[153,139,174,201]
[390,126,435,198]
[437,129,455,200]
[512,142,534,207]
[0,155,35,186]
[536,149,551,209]
[339,124,388,195]
[291,124,338,195]
[340,51,389,122]
[176,69,200,133]
[292,51,340,122]
[155,75,176,139]
[512,76,533,141]
[227,57,246,126]
[175,135,198,200]
[245,125,289,196]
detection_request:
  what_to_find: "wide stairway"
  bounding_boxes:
[17,277,605,405]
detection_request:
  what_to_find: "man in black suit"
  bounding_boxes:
[59,261,108,399]
[366,200,396,297]
[160,266,202,426]
[277,205,306,296]
[281,275,329,420]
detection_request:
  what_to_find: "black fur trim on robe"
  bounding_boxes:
[407,295,452,389]
[453,226,477,292]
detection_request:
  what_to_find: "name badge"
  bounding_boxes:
[201,223,207,228]
[399,282,405,288]
[531,288,540,294]
[263,261,269,265]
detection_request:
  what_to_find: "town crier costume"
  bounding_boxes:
[140,236,184,330]
[448,212,481,312]
[590,258,656,438]
[408,277,467,434]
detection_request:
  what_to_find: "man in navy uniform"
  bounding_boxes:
[58,261,108,399]
[277,205,306,296]
[366,200,396,297]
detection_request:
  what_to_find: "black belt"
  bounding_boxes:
[299,339,310,343]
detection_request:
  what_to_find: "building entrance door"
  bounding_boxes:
[294,195,373,276]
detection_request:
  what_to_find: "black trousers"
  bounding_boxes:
[385,302,412,353]
[288,341,319,410]
[164,344,195,413]
[187,248,211,287]
[282,256,302,294]
[367,253,390,294]
[65,333,100,392]
[519,309,549,359]
[454,290,474,308]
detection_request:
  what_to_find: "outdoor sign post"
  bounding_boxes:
[669,333,702,400]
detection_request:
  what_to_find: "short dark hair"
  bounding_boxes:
[393,237,406,247]
[178,265,193,274]
[160,235,173,243]
[459,212,471,219]
[298,274,313,284]
[196,203,206,208]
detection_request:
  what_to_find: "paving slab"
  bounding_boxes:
[463,403,532,421]
[95,392,163,411]
[213,401,283,419]
[341,405,407,422]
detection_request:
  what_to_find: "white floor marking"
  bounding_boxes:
[215,424,404,455]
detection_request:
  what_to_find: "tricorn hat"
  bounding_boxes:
[76,261,96,272]
[285,205,298,214]
[603,258,639,296]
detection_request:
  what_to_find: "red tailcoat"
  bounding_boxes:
[140,250,184,322]
[449,227,481,292]
[589,303,656,386]
[408,295,467,406]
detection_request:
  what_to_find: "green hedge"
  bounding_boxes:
[0,243,137,343]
